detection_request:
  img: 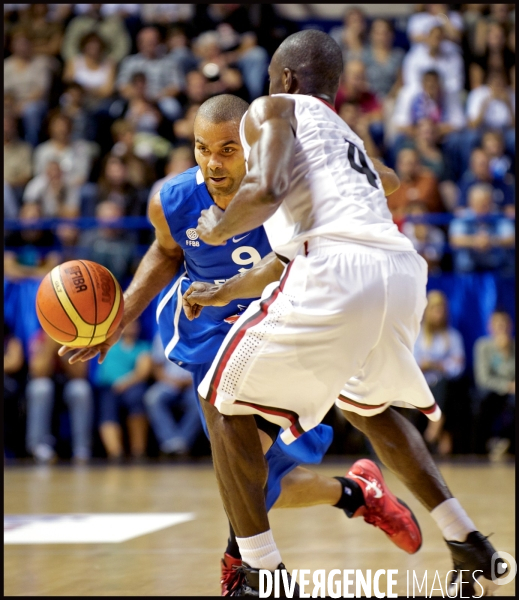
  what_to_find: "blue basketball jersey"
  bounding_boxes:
[156,166,272,367]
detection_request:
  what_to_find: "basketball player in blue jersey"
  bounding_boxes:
[60,94,422,595]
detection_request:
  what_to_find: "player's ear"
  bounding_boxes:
[283,68,293,93]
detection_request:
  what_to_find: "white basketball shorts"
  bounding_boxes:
[198,239,440,445]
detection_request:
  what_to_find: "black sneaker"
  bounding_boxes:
[229,562,299,598]
[446,531,509,597]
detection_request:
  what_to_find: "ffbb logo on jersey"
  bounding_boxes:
[185,228,200,247]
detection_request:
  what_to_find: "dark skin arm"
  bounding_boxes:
[196,96,400,247]
[58,192,185,364]
[183,251,285,320]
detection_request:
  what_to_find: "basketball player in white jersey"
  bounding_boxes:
[187,30,507,597]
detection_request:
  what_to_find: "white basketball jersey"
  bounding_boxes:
[239,94,414,260]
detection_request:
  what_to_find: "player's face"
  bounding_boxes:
[194,117,246,200]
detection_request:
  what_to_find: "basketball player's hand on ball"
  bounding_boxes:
[196,205,228,246]
[183,282,230,320]
[58,322,124,364]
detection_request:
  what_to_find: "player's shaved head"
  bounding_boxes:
[195,94,249,126]
[269,30,343,99]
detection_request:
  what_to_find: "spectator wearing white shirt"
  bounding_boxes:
[467,69,515,130]
[462,69,515,175]
[402,24,465,94]
[23,160,80,218]
[407,4,464,48]
[391,70,465,179]
[414,290,466,455]
[116,27,184,122]
[33,113,99,189]
[61,4,131,64]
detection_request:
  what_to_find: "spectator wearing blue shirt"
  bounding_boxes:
[414,290,465,455]
[96,320,152,460]
[144,333,202,456]
[449,184,515,275]
[457,148,515,217]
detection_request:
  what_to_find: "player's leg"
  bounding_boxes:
[338,251,509,595]
[342,407,451,510]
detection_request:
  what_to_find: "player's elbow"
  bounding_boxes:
[382,172,401,196]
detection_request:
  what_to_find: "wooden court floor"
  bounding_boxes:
[4,460,515,596]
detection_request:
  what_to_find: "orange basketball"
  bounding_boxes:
[36,260,124,348]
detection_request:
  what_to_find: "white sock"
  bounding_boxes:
[431,498,477,542]
[236,529,282,571]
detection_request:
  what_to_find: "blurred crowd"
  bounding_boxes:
[3,4,515,462]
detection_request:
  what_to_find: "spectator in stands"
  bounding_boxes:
[183,71,211,107]
[481,130,513,181]
[61,3,131,64]
[362,18,404,101]
[164,25,198,76]
[191,31,248,101]
[469,22,515,90]
[63,31,116,111]
[110,115,171,170]
[34,113,99,189]
[17,3,63,58]
[144,333,201,456]
[4,30,53,146]
[330,6,368,63]
[4,203,61,280]
[81,153,148,218]
[449,184,515,274]
[473,310,515,459]
[335,60,384,147]
[173,102,200,146]
[191,4,269,100]
[414,290,465,455]
[457,148,515,216]
[95,320,152,461]
[148,146,196,201]
[23,160,80,218]
[465,69,515,166]
[4,113,33,201]
[401,202,446,275]
[25,330,94,464]
[109,120,154,188]
[112,72,164,135]
[387,148,444,222]
[392,69,465,180]
[473,4,514,57]
[4,322,26,458]
[407,4,464,48]
[141,4,195,26]
[4,182,19,220]
[79,200,136,282]
[408,118,447,182]
[402,24,464,94]
[59,83,92,142]
[467,68,515,131]
[116,27,184,122]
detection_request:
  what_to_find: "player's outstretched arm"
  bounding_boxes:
[196,96,297,246]
[58,192,185,364]
[183,251,285,320]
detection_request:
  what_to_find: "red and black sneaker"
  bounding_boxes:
[348,459,422,554]
[221,553,243,596]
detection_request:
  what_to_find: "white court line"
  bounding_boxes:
[4,513,194,544]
